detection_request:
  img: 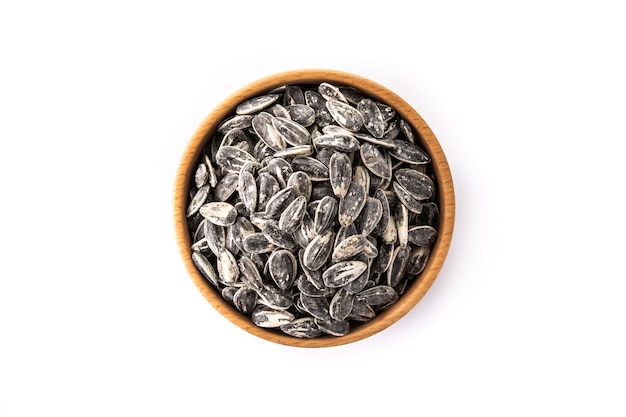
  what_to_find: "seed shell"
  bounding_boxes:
[278,195,307,233]
[280,317,323,338]
[389,139,431,164]
[326,99,364,132]
[302,229,334,271]
[358,98,385,138]
[328,152,352,198]
[322,260,368,288]
[236,94,280,115]
[268,249,297,291]
[338,182,367,227]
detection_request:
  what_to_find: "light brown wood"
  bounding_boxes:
[173,69,455,348]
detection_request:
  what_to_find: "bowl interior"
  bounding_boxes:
[173,69,455,347]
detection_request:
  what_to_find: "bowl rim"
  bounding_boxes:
[173,68,455,348]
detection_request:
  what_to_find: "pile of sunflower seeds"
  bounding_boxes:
[186,82,439,338]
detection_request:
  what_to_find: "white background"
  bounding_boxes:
[1,1,624,415]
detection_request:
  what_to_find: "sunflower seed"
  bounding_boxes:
[267,157,293,188]
[371,242,394,275]
[315,318,350,337]
[392,181,424,215]
[253,174,277,212]
[381,214,397,245]
[252,112,286,151]
[302,229,334,271]
[194,163,209,188]
[226,225,240,256]
[191,236,210,254]
[298,250,326,291]
[338,182,367,227]
[382,119,400,141]
[318,82,348,103]
[265,186,297,218]
[334,224,358,249]
[326,99,364,132]
[186,184,210,217]
[191,251,219,287]
[310,181,335,201]
[399,119,416,144]
[249,211,273,230]
[387,245,411,287]
[352,165,370,192]
[236,94,280,115]
[233,287,258,314]
[313,133,360,153]
[347,299,376,321]
[278,195,307,233]
[332,234,367,262]
[395,204,409,248]
[407,225,438,246]
[329,287,354,322]
[222,287,237,304]
[257,284,293,310]
[297,274,326,297]
[215,146,257,173]
[221,127,251,150]
[314,196,338,235]
[356,285,399,309]
[199,202,238,226]
[377,102,396,122]
[353,132,396,148]
[291,157,329,181]
[419,202,439,227]
[358,98,385,138]
[242,232,275,254]
[356,197,383,237]
[394,168,435,201]
[328,152,352,199]
[238,255,264,292]
[237,171,257,215]
[350,266,373,296]
[372,189,391,236]
[269,103,291,119]
[212,173,238,202]
[261,220,297,250]
[404,245,429,275]
[272,116,312,146]
[360,142,392,180]
[293,212,315,249]
[389,139,431,164]
[305,90,333,127]
[217,115,254,135]
[273,145,314,159]
[323,260,368,288]
[280,317,323,338]
[252,306,295,328]
[283,86,305,106]
[300,293,331,321]
[204,221,226,256]
[286,104,315,126]
[315,147,336,167]
[268,249,297,291]
[287,171,312,201]
[216,248,239,285]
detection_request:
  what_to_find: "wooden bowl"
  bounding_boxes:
[173,69,455,348]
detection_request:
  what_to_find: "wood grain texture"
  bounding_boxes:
[173,69,455,348]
